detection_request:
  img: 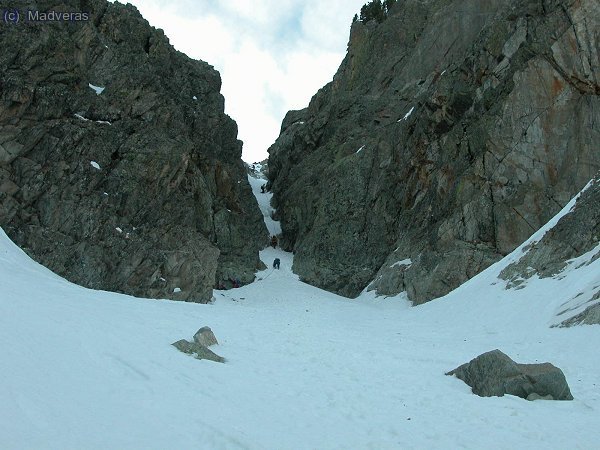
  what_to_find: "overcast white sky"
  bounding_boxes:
[122,0,366,162]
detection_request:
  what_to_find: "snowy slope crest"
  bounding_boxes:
[478,174,600,327]
[247,173,281,236]
[363,174,600,330]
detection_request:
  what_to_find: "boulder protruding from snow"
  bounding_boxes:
[446,349,573,401]
[172,327,225,363]
[193,326,219,347]
[172,340,225,363]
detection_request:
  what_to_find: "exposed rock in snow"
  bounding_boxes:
[0,214,599,447]
[558,292,600,327]
[500,175,600,288]
[447,349,573,401]
[193,326,219,347]
[171,339,225,363]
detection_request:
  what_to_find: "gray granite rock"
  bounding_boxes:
[527,393,555,401]
[268,0,600,303]
[447,349,573,400]
[559,302,600,328]
[172,339,225,363]
[193,326,219,347]
[0,0,267,302]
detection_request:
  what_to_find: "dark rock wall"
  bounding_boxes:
[0,0,267,302]
[268,0,600,303]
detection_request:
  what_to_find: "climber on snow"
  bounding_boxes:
[273,258,280,270]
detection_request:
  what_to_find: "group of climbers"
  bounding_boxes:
[261,183,281,269]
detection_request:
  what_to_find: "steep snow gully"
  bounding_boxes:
[0,172,599,449]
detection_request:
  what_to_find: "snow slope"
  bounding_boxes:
[247,173,281,236]
[1,175,599,449]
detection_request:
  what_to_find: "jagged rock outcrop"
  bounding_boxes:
[0,1,267,302]
[193,326,219,347]
[498,173,600,327]
[447,349,573,401]
[268,0,600,302]
[559,302,600,327]
[500,173,599,285]
[172,326,224,363]
[172,339,225,363]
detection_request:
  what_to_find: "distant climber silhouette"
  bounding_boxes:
[273,258,280,270]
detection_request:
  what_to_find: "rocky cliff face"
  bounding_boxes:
[0,0,267,302]
[268,0,600,303]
